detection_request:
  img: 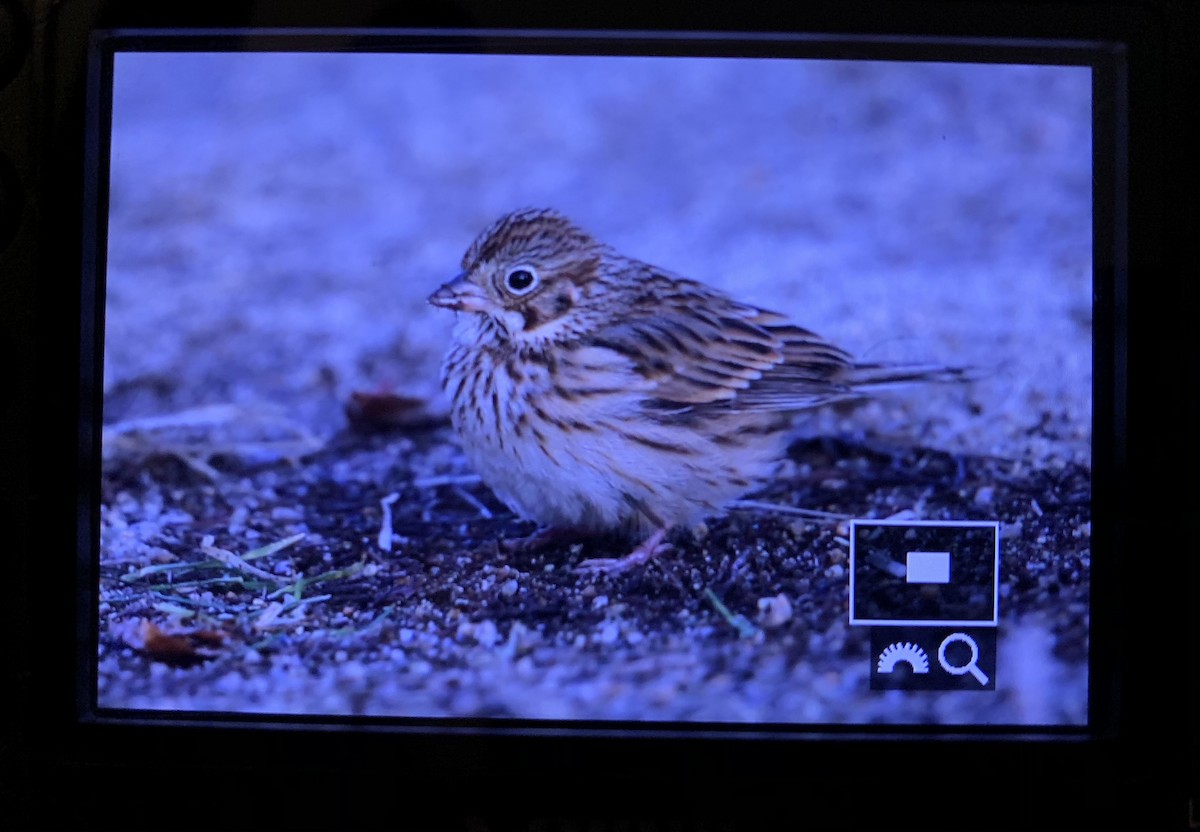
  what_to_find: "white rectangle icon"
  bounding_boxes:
[906,551,950,584]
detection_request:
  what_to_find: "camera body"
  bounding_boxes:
[2,2,1195,829]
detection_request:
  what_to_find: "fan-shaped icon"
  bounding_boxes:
[877,641,931,674]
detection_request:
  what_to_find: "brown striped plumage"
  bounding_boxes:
[428,208,967,572]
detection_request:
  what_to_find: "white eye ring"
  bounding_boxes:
[503,265,539,296]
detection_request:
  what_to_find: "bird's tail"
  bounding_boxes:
[846,361,977,392]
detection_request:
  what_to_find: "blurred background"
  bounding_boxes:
[103,51,1093,462]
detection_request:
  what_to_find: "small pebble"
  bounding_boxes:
[757,594,794,628]
[596,622,620,645]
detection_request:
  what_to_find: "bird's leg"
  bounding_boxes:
[500,525,589,554]
[574,528,673,575]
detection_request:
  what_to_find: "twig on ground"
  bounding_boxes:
[412,474,483,488]
[103,403,325,478]
[452,486,494,519]
[728,500,850,521]
[378,492,401,551]
[703,588,761,639]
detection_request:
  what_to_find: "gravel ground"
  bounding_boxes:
[95,49,1092,725]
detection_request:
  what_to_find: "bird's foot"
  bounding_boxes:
[575,528,673,575]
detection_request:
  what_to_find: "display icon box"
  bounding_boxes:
[849,520,1000,627]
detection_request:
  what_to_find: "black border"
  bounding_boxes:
[10,2,1195,829]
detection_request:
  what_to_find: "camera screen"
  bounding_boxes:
[95,46,1092,726]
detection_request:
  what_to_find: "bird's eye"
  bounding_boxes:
[504,266,539,296]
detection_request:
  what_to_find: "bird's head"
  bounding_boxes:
[428,208,617,344]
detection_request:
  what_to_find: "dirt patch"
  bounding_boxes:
[97,421,1088,723]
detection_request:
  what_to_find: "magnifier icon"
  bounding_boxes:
[938,632,989,686]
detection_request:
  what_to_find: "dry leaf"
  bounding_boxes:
[124,619,225,666]
[345,391,447,433]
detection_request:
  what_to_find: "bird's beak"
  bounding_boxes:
[428,273,488,313]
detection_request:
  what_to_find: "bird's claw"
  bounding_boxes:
[574,529,673,575]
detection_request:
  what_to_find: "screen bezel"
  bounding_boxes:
[22,1,1191,827]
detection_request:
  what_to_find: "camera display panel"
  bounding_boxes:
[92,43,1093,727]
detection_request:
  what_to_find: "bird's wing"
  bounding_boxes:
[581,277,859,414]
